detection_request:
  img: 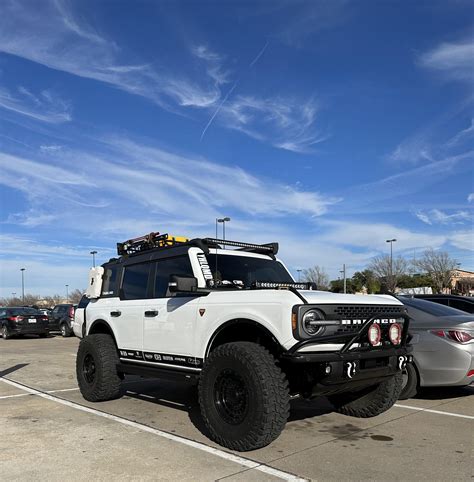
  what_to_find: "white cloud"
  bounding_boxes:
[419,39,474,81]
[415,209,471,226]
[468,193,474,203]
[0,86,71,123]
[449,231,474,251]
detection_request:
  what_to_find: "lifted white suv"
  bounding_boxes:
[76,232,412,451]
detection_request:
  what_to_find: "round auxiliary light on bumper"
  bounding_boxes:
[368,323,381,346]
[389,323,402,345]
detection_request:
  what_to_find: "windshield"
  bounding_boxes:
[207,254,293,288]
[399,296,469,316]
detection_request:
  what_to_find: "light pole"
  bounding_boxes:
[296,269,302,282]
[340,264,346,294]
[386,239,397,290]
[20,268,25,303]
[216,217,231,246]
[90,250,98,268]
[65,284,69,303]
[12,292,16,299]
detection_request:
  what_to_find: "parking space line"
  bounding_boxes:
[0,377,306,481]
[0,387,79,400]
[394,403,474,420]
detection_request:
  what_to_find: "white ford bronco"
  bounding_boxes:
[75,232,412,451]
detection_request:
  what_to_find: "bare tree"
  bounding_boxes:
[369,255,408,292]
[69,289,84,304]
[302,266,329,290]
[414,248,458,294]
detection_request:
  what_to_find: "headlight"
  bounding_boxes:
[302,309,325,336]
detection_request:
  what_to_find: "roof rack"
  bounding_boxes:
[117,232,278,257]
[117,232,189,256]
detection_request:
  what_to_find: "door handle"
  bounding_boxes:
[110,311,121,317]
[144,310,159,317]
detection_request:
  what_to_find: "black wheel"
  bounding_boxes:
[399,363,418,400]
[76,334,122,402]
[2,326,11,339]
[198,342,289,451]
[329,373,403,418]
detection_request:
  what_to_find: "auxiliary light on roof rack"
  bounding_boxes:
[202,238,279,255]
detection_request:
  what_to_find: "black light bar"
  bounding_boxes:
[252,281,317,290]
[204,238,278,255]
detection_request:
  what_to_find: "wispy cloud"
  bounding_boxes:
[415,209,472,226]
[419,38,474,82]
[0,86,71,123]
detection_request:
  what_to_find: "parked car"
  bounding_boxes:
[49,304,76,337]
[72,295,89,338]
[398,296,474,399]
[413,294,474,313]
[0,307,49,339]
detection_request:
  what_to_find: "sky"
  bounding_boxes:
[0,0,473,297]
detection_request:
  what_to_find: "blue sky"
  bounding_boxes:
[0,0,473,297]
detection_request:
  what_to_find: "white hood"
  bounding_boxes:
[297,290,403,306]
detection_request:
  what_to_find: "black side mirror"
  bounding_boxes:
[168,275,198,293]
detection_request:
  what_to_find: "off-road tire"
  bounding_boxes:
[198,342,290,451]
[399,363,418,400]
[329,373,403,417]
[76,334,122,402]
[2,326,10,339]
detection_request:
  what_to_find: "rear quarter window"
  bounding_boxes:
[102,265,119,296]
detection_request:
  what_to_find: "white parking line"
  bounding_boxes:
[394,404,474,420]
[0,377,306,481]
[0,387,79,400]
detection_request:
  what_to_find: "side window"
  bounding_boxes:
[102,265,119,296]
[121,263,151,300]
[154,256,194,298]
[78,295,90,309]
[58,306,67,315]
[449,300,472,313]
[432,298,449,306]
[0,309,5,317]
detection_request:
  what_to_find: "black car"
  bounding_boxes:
[0,307,49,339]
[413,294,474,313]
[49,304,76,337]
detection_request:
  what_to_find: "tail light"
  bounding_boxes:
[8,316,24,322]
[431,330,473,344]
[41,316,49,321]
[68,306,75,318]
[368,323,381,346]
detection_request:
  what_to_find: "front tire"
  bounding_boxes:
[199,342,290,451]
[399,363,418,400]
[329,373,403,417]
[76,334,122,402]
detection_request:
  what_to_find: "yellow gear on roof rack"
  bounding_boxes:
[117,232,189,256]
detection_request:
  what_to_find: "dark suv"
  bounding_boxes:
[413,294,474,313]
[49,304,76,337]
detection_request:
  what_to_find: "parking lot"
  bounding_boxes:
[1,335,472,481]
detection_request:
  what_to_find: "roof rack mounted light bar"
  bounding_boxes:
[203,238,278,255]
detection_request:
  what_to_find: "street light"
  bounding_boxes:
[216,217,231,246]
[90,250,98,268]
[20,268,26,303]
[386,239,397,290]
[296,269,302,282]
[340,264,347,294]
[65,284,69,303]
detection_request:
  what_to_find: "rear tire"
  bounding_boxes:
[199,342,290,451]
[2,326,11,339]
[60,324,71,337]
[76,334,122,402]
[329,373,403,417]
[399,363,418,400]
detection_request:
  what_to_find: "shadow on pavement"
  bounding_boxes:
[0,363,29,378]
[414,385,474,401]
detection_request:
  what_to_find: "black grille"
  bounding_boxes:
[332,305,405,318]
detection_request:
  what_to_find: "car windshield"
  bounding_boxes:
[399,297,468,316]
[206,254,293,287]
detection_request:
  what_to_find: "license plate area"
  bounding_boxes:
[28,318,37,323]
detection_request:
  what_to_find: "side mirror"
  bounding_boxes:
[168,275,198,293]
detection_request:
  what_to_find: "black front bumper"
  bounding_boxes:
[281,313,412,397]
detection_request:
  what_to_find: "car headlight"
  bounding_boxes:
[302,309,325,336]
